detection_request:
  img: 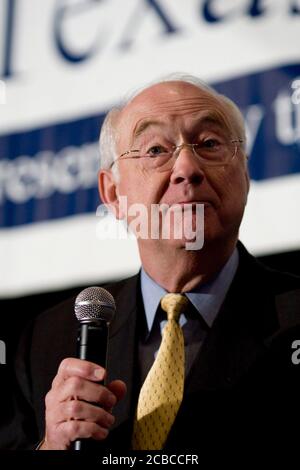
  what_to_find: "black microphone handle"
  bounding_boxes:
[72,320,109,451]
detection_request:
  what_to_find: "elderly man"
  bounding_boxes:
[3,75,300,451]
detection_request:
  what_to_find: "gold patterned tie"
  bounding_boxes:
[132,293,188,450]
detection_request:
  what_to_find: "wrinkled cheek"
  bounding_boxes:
[205,167,227,194]
[207,176,247,229]
[209,166,247,203]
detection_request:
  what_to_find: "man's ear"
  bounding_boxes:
[98,170,125,219]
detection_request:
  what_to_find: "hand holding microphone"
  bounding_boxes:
[39,287,126,450]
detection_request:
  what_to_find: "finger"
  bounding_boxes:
[54,377,117,409]
[57,400,115,428]
[56,420,110,446]
[67,420,110,442]
[52,358,106,388]
[105,380,127,413]
[107,380,127,402]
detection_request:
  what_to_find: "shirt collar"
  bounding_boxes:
[141,248,239,333]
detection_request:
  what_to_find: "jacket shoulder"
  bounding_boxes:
[238,242,300,330]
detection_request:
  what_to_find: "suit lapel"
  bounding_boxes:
[184,243,279,393]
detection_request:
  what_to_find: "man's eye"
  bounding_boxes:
[146,145,168,157]
[202,139,220,149]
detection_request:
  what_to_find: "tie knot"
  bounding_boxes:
[161,293,188,322]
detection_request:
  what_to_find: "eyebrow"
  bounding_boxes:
[133,119,166,139]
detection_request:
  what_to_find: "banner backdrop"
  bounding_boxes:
[0,0,300,296]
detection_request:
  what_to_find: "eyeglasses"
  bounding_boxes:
[110,139,244,172]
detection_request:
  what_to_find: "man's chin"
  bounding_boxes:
[157,235,204,252]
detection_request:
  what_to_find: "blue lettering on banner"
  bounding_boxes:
[1,0,17,78]
[290,1,300,14]
[54,0,179,63]
[202,0,267,23]
[0,64,300,228]
[202,0,299,23]
[248,0,266,17]
[118,0,179,50]
[54,0,102,64]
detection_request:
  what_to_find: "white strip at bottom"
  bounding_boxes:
[0,173,299,298]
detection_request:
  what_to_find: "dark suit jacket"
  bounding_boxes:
[2,243,300,451]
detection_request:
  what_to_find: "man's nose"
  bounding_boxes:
[170,146,205,185]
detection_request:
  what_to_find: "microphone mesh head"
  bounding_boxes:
[74,286,116,323]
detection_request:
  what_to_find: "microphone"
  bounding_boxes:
[73,286,116,451]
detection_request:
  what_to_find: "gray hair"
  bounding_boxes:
[98,73,246,172]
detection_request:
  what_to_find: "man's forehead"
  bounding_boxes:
[123,81,219,115]
[119,82,227,131]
